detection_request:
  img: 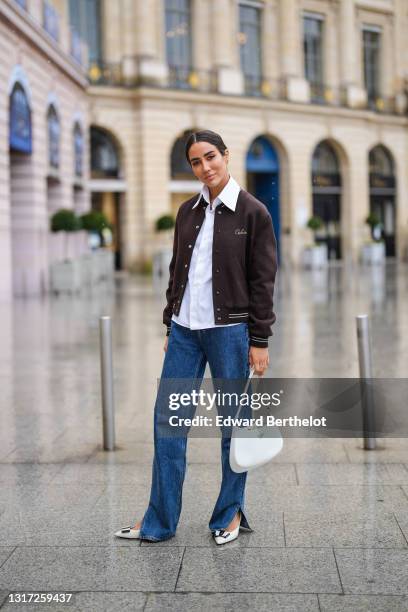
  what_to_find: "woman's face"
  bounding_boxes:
[188,141,229,189]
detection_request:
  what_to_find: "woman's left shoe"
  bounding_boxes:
[213,525,240,545]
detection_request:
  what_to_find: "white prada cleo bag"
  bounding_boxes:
[230,368,283,473]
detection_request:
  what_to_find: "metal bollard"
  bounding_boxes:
[356,314,376,450]
[99,316,115,451]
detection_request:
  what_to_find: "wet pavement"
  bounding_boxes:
[0,262,408,611]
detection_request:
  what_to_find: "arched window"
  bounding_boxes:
[9,83,32,154]
[369,146,394,177]
[312,141,340,176]
[171,130,195,179]
[73,122,83,178]
[47,105,60,169]
[90,126,120,178]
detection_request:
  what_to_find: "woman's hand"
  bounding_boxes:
[249,346,269,376]
[164,336,169,352]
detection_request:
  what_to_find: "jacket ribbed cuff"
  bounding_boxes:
[165,325,171,337]
[249,335,268,348]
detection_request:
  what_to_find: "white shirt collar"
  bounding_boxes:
[192,175,240,212]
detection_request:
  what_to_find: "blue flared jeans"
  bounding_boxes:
[139,321,252,541]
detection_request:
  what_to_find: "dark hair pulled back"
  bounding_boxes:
[185,130,228,164]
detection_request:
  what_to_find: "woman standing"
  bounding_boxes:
[115,130,277,544]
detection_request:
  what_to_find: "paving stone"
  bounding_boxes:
[0,591,9,607]
[284,510,407,548]
[0,547,15,567]
[0,547,183,592]
[334,548,408,594]
[296,463,408,485]
[1,483,104,516]
[52,463,152,487]
[245,484,408,514]
[1,591,147,611]
[344,441,408,463]
[319,594,408,612]
[392,512,408,546]
[145,592,319,612]
[87,443,154,464]
[0,464,63,486]
[176,547,341,593]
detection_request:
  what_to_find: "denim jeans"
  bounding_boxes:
[139,321,252,541]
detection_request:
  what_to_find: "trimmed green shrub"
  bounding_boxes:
[80,211,111,233]
[155,214,175,232]
[50,209,81,232]
[306,216,324,232]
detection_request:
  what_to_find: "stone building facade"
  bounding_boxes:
[85,0,408,272]
[0,0,89,300]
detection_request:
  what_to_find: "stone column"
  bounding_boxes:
[191,0,211,90]
[102,0,121,63]
[135,0,167,85]
[279,0,309,102]
[261,0,279,97]
[212,0,243,94]
[393,0,408,114]
[339,0,366,108]
[27,0,42,25]
[121,0,138,83]
[51,0,70,55]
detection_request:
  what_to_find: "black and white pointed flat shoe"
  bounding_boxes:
[213,525,240,545]
[114,525,141,539]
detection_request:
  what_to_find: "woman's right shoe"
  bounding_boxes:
[114,525,141,539]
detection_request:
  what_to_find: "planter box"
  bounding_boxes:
[153,248,173,283]
[95,249,115,280]
[50,259,81,294]
[302,244,328,269]
[79,253,100,287]
[361,242,385,265]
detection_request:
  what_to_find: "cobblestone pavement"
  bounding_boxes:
[0,263,408,611]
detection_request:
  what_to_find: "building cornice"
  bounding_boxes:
[88,85,408,127]
[0,0,88,89]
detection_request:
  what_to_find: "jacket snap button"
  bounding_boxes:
[188,244,192,248]
[216,290,220,295]
[218,211,222,214]
[216,269,220,273]
[184,264,188,268]
[196,225,199,229]
[217,307,220,312]
[181,284,184,288]
[217,317,221,320]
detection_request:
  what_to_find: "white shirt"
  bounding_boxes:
[172,176,241,330]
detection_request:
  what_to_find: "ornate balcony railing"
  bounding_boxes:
[43,0,59,42]
[86,59,405,115]
[88,61,124,86]
[167,66,218,93]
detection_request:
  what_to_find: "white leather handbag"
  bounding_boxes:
[230,368,283,473]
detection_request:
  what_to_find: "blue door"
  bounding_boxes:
[246,137,281,261]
